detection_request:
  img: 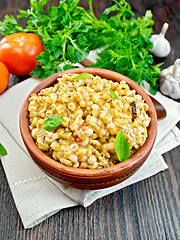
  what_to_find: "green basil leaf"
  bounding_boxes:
[72,73,94,80]
[43,116,64,131]
[115,130,130,162]
[108,89,119,99]
[0,143,8,156]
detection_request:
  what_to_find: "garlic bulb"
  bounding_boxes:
[150,23,171,58]
[160,59,180,99]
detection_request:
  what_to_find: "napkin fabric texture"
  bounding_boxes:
[0,68,180,228]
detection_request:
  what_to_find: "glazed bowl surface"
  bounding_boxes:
[20,68,157,190]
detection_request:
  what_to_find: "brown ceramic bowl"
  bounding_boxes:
[20,68,157,190]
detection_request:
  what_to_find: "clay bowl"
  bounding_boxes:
[20,68,157,190]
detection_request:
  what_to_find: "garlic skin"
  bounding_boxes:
[150,23,171,58]
[160,59,180,99]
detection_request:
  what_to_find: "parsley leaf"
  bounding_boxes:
[0,15,24,36]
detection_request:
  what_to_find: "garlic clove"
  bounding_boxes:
[160,59,180,99]
[172,59,180,81]
[160,76,178,96]
[161,58,180,81]
[150,23,171,58]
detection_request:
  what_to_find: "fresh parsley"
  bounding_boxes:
[115,130,130,162]
[0,0,162,93]
[43,116,64,131]
[0,143,7,156]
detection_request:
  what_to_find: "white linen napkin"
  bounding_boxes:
[0,74,180,228]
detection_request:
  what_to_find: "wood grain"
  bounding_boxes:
[0,0,180,239]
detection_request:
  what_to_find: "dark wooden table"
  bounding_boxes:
[0,1,180,239]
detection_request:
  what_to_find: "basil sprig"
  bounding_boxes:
[72,73,94,80]
[115,130,130,162]
[43,116,64,131]
[108,89,119,99]
[0,143,7,156]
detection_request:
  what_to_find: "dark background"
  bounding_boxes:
[0,1,180,239]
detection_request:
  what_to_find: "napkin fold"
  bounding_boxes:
[0,73,180,228]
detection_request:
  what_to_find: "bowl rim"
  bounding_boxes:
[19,67,157,179]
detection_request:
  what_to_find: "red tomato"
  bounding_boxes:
[75,136,82,143]
[80,124,88,131]
[0,33,43,76]
[0,62,9,94]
